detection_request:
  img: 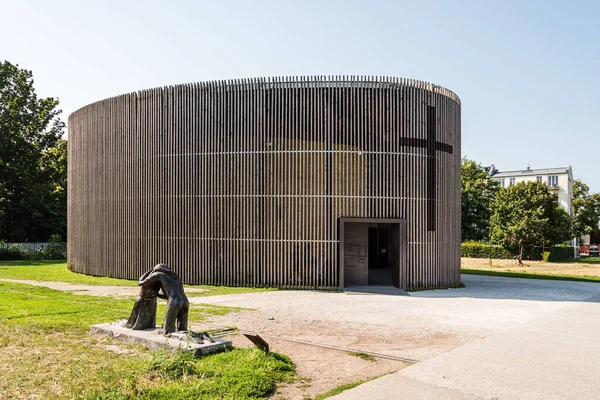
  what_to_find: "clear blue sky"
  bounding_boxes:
[2,0,599,190]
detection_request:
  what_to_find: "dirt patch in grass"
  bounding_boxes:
[461,257,600,279]
[222,334,406,400]
[191,305,469,399]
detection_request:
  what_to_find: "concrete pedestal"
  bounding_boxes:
[90,321,232,356]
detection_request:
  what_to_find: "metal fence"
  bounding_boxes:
[0,242,64,252]
[0,242,67,254]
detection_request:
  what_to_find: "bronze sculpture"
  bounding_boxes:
[125,271,165,330]
[126,264,189,334]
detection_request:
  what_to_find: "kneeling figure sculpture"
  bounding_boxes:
[126,263,189,334]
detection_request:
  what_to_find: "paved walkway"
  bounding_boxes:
[331,276,600,400]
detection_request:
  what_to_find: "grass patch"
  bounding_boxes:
[461,268,600,283]
[101,347,294,400]
[0,281,136,330]
[348,352,376,362]
[0,281,293,399]
[184,285,276,297]
[0,260,137,286]
[0,260,277,296]
[555,256,600,265]
[189,304,246,320]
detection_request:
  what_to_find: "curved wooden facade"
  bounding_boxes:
[68,76,461,290]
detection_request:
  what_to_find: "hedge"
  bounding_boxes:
[461,242,573,262]
[543,245,573,262]
[461,241,511,259]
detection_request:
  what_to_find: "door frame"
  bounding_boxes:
[338,218,407,290]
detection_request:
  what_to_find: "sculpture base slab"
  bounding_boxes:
[90,322,232,356]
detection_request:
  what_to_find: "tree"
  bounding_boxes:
[572,179,600,241]
[0,61,65,241]
[461,158,499,241]
[490,181,572,255]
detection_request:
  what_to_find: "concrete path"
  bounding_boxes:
[332,276,600,400]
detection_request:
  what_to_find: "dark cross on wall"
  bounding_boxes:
[398,106,453,231]
[268,94,454,232]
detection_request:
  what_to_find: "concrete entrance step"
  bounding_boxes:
[344,285,410,296]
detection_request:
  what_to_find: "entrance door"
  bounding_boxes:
[368,228,378,270]
[368,226,392,285]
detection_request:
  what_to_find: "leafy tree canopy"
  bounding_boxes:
[572,179,600,240]
[461,158,499,241]
[0,61,66,241]
[490,181,572,253]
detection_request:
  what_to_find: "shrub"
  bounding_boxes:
[461,241,512,259]
[0,243,27,260]
[38,243,66,260]
[542,251,551,262]
[0,237,66,261]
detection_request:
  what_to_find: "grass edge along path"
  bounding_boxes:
[461,268,600,283]
[314,374,388,400]
[0,260,276,296]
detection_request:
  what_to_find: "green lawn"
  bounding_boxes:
[0,260,276,296]
[0,280,294,399]
[461,268,600,283]
[0,260,137,286]
[555,256,600,265]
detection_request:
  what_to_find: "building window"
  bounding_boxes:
[548,175,558,188]
[509,178,515,186]
[500,178,505,188]
[536,176,542,183]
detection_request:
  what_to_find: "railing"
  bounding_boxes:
[0,242,67,254]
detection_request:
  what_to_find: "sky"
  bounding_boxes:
[2,0,599,190]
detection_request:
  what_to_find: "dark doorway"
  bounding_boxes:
[368,228,378,270]
[368,227,392,285]
[339,218,406,290]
